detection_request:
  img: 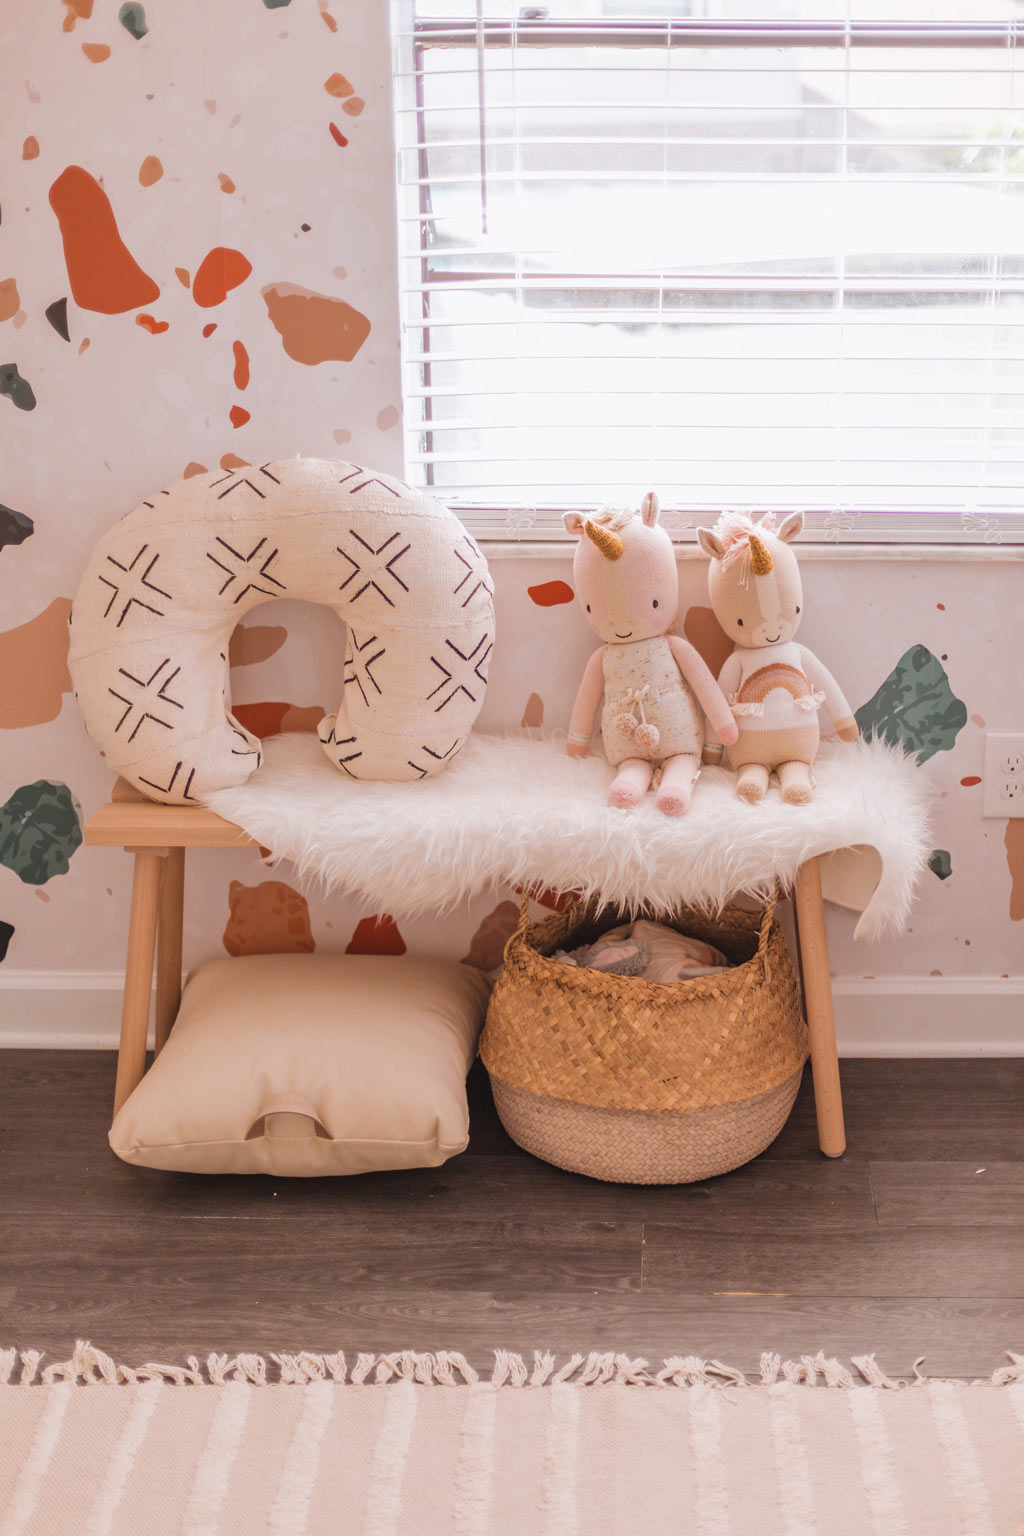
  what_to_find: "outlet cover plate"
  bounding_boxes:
[982,733,1024,818]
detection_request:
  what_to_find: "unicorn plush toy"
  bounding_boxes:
[697,510,858,804]
[564,493,737,816]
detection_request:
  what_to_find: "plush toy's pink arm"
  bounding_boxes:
[667,634,738,745]
[701,650,742,759]
[799,646,858,740]
[566,646,606,756]
[717,650,742,700]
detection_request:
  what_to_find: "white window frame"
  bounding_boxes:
[393,10,1024,546]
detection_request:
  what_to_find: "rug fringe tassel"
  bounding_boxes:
[780,1352,857,1389]
[988,1352,1024,1387]
[2,1341,1022,1388]
[850,1354,904,1390]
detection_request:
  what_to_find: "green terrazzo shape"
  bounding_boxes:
[0,364,36,412]
[0,780,83,885]
[0,503,33,552]
[118,3,148,39]
[854,645,967,764]
[928,849,952,881]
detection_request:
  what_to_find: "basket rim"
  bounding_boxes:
[506,901,780,1004]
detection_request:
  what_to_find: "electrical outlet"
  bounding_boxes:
[982,733,1024,817]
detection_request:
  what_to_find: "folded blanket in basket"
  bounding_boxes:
[554,920,730,981]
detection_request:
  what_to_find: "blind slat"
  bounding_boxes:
[408,19,1020,49]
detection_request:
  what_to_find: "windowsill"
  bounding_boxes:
[480,541,1024,562]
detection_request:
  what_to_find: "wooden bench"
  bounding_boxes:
[86,780,847,1157]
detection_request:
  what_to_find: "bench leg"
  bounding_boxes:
[113,850,164,1119]
[792,857,846,1158]
[155,847,185,1056]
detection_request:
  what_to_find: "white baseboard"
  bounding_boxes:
[833,977,1024,1057]
[0,971,1022,1056]
[0,972,156,1050]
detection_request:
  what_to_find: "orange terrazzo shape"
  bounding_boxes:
[262,282,370,364]
[0,598,73,728]
[527,580,574,607]
[346,915,407,956]
[0,279,20,323]
[223,879,315,957]
[232,340,250,390]
[324,72,354,98]
[1006,820,1024,921]
[49,165,159,314]
[228,625,288,667]
[192,247,253,308]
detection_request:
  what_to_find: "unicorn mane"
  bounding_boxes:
[712,510,778,570]
[588,503,637,532]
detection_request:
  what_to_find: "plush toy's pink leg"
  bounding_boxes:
[655,753,701,818]
[736,762,770,803]
[778,760,813,804]
[609,757,654,808]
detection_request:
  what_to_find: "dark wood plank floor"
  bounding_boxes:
[1,1051,1022,1381]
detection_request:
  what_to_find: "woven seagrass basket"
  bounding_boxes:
[479,895,807,1184]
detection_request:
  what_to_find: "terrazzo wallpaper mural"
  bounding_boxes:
[1,2,1022,1044]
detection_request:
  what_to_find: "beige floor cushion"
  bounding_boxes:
[109,953,491,1175]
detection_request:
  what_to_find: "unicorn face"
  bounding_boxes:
[563,493,678,646]
[698,512,804,651]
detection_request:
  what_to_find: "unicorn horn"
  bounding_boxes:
[585,522,624,561]
[748,533,773,575]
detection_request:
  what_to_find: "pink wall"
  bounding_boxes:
[1,3,1022,1022]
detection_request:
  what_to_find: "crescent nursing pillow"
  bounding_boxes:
[68,458,495,803]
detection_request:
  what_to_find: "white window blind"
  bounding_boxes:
[392,3,1024,543]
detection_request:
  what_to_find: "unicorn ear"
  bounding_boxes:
[563,512,586,536]
[640,491,660,528]
[697,526,726,561]
[777,511,804,543]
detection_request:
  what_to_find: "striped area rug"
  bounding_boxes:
[2,1345,1023,1535]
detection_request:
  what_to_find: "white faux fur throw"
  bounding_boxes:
[204,733,933,942]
